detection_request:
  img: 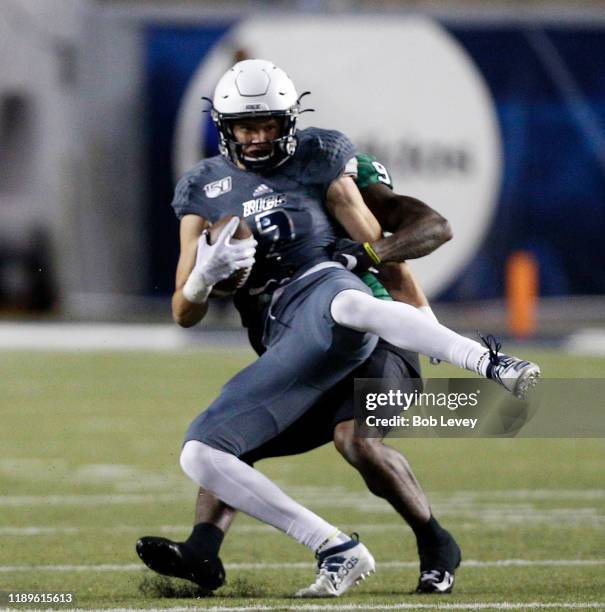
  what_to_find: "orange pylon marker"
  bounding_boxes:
[506,251,539,339]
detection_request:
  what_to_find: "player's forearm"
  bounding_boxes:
[326,176,382,243]
[361,187,453,262]
[373,210,452,262]
[172,290,209,328]
[378,262,429,308]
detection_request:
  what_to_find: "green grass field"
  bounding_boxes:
[1,347,605,610]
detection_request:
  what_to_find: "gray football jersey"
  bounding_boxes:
[172,127,356,296]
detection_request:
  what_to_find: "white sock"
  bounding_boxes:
[418,306,440,363]
[180,440,343,551]
[331,289,490,375]
[316,531,351,556]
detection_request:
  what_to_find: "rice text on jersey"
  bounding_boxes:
[242,194,286,217]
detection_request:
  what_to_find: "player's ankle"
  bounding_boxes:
[473,349,490,376]
[315,530,351,556]
[185,522,225,558]
[413,515,450,548]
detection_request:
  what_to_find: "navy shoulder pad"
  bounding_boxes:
[296,127,357,186]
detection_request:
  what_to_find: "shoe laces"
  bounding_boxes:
[478,332,502,366]
[302,557,346,593]
[419,569,449,586]
[314,533,359,588]
[480,332,532,374]
[317,550,348,582]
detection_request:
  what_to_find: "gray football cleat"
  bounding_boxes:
[295,534,375,598]
[480,334,541,399]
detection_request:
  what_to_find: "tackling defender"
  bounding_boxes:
[137,152,462,594]
[142,59,540,597]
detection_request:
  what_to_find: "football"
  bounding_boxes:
[209,215,254,297]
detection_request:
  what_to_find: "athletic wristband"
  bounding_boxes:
[362,242,381,266]
[182,272,212,304]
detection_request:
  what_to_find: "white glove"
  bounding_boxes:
[182,217,257,303]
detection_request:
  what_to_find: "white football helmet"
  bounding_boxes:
[209,59,308,170]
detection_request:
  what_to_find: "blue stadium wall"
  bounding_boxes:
[143,20,605,301]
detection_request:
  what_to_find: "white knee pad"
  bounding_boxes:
[331,289,376,331]
[180,439,213,486]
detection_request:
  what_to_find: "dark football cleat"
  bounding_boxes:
[136,536,225,591]
[416,530,461,594]
[416,569,455,593]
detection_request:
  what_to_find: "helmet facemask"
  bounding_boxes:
[212,109,299,171]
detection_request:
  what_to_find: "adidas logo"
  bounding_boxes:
[253,184,273,197]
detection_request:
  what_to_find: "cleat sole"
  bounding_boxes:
[354,568,375,586]
[514,368,541,400]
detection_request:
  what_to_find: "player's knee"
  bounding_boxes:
[180,440,212,486]
[331,289,375,331]
[334,422,382,467]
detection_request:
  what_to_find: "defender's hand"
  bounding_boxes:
[183,217,256,303]
[332,238,381,274]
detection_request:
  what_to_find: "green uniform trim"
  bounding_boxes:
[355,152,393,191]
[361,272,393,301]
[357,153,392,298]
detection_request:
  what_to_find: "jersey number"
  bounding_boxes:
[255,210,295,254]
[372,161,391,186]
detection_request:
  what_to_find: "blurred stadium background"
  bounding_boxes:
[1,1,605,609]
[2,0,605,350]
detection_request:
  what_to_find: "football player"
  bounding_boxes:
[137,152,461,595]
[140,59,539,597]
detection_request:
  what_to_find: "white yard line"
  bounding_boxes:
[1,524,399,536]
[1,559,604,573]
[18,601,605,611]
[0,493,193,506]
[3,514,605,538]
[2,490,604,506]
[0,526,82,535]
[2,491,603,530]
[0,323,249,352]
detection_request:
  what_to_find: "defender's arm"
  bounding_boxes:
[377,261,429,308]
[326,176,435,310]
[327,177,452,270]
[360,182,451,308]
[362,182,453,262]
